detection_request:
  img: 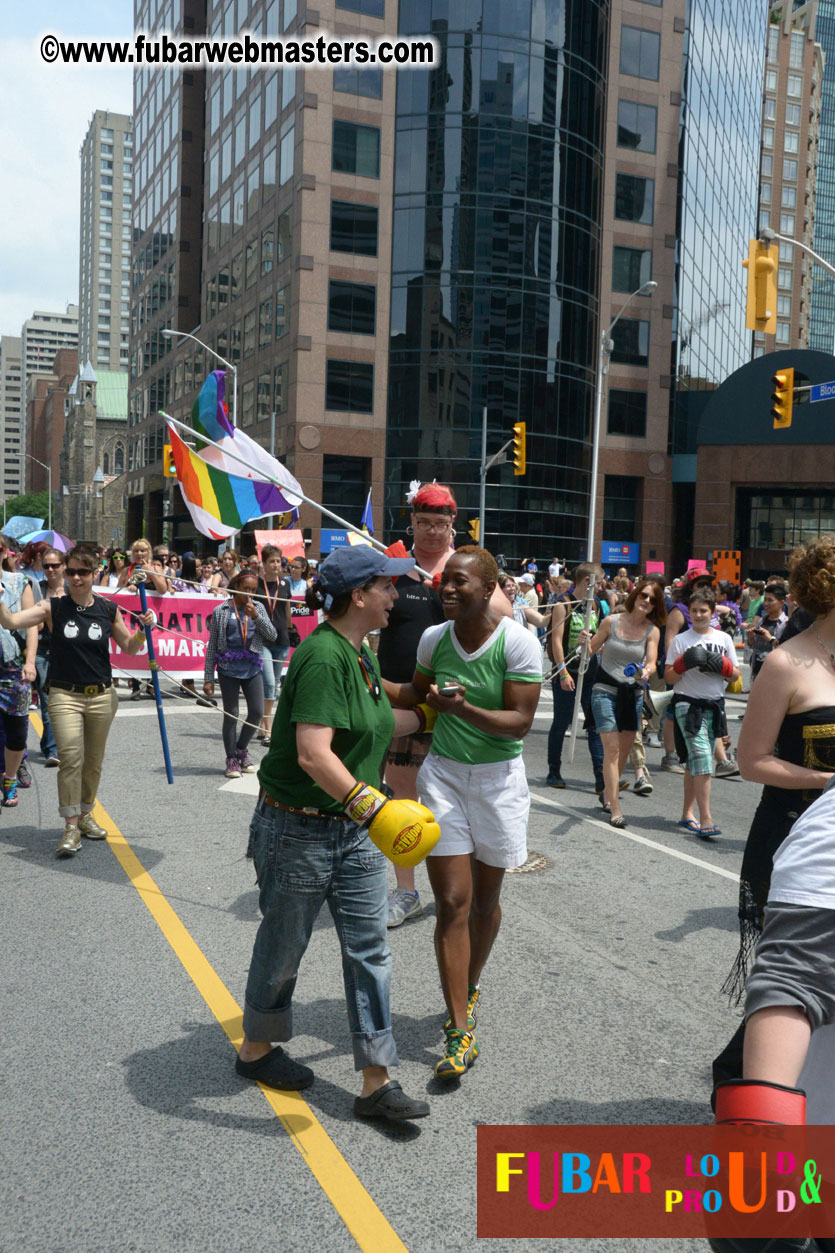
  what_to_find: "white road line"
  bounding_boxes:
[219,773,261,795]
[529,789,739,883]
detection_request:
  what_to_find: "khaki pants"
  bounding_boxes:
[48,686,118,817]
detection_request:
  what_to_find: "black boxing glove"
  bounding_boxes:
[673,644,709,674]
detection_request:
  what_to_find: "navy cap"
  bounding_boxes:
[318,546,414,601]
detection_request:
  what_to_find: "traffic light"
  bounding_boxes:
[512,422,526,475]
[468,518,480,542]
[772,367,794,429]
[163,444,177,476]
[741,238,778,334]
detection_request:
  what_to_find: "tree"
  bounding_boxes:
[2,490,50,521]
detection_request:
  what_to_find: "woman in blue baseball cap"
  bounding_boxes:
[236,543,439,1121]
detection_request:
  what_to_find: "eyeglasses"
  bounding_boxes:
[43,563,64,570]
[413,518,452,532]
[66,568,93,577]
[636,592,653,602]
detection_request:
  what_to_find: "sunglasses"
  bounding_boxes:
[43,562,64,570]
[67,567,94,577]
[637,592,653,601]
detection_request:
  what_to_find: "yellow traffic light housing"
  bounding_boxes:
[512,422,526,475]
[771,367,794,429]
[163,444,177,476]
[468,518,480,542]
[742,238,778,334]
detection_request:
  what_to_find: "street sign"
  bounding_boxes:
[809,380,835,403]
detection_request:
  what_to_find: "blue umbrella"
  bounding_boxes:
[17,529,73,551]
[3,515,44,540]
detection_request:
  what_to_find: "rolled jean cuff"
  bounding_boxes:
[242,999,293,1044]
[59,804,82,818]
[351,1028,399,1071]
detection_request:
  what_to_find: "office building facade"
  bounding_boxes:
[79,111,134,372]
[810,0,835,350]
[0,336,23,500]
[755,2,823,356]
[20,306,79,492]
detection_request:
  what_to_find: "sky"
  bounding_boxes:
[0,2,133,336]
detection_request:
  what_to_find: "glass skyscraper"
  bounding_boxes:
[669,1,765,459]
[810,0,835,353]
[386,0,610,556]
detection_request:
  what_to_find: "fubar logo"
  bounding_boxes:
[393,824,421,855]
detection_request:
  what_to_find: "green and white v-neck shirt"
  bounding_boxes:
[415,617,543,764]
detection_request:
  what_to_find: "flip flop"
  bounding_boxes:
[698,825,722,840]
[676,819,700,832]
[235,1045,314,1091]
[354,1080,430,1122]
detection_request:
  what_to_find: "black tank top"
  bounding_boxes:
[763,706,835,815]
[377,578,445,683]
[49,594,118,686]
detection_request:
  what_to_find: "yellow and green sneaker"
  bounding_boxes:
[444,983,480,1032]
[435,1026,479,1079]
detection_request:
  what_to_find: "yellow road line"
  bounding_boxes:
[27,707,405,1252]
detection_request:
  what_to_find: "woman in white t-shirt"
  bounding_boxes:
[385,547,542,1083]
[664,586,738,840]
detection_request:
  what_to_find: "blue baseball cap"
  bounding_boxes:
[318,546,415,598]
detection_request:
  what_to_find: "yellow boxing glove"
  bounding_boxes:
[414,703,437,734]
[343,783,440,867]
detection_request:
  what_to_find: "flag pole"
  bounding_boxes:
[162,412,430,578]
[132,573,174,784]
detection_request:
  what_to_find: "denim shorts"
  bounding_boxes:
[261,642,290,701]
[590,685,643,734]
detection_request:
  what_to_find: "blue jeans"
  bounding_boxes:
[243,799,398,1070]
[548,672,604,782]
[35,653,57,758]
[261,642,290,702]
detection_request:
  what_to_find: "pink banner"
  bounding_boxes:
[101,589,320,680]
[645,561,665,575]
[254,528,305,559]
[686,558,706,571]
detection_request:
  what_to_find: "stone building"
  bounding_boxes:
[56,362,128,547]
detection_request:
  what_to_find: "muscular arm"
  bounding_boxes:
[737,647,832,789]
[426,678,540,739]
[383,670,432,708]
[111,607,153,655]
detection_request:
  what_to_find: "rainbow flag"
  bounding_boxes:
[191,370,235,445]
[167,423,300,541]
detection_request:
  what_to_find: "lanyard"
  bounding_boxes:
[263,579,281,621]
[232,603,250,647]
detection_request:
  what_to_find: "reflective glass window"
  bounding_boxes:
[608,391,647,437]
[334,67,384,99]
[617,100,657,153]
[612,246,652,292]
[326,360,374,412]
[328,280,376,334]
[603,476,641,535]
[331,200,378,255]
[610,319,650,367]
[615,174,654,224]
[620,27,660,80]
[332,121,380,177]
[336,0,384,13]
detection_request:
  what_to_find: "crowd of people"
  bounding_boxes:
[5,509,835,1148]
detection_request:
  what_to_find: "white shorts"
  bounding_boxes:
[417,752,529,869]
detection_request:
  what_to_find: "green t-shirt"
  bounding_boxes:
[415,617,543,764]
[258,622,395,814]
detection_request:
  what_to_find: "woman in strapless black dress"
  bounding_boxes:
[713,538,835,1089]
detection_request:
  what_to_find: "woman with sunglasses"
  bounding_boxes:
[587,580,664,828]
[98,550,126,590]
[238,545,434,1120]
[118,539,169,699]
[204,570,276,777]
[0,545,156,856]
[0,535,38,807]
[32,547,67,767]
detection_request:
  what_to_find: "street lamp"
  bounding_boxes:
[759,226,835,354]
[160,328,238,427]
[25,453,52,530]
[567,278,657,763]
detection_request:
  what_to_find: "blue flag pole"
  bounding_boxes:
[135,575,174,784]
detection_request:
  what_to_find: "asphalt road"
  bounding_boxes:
[0,678,780,1252]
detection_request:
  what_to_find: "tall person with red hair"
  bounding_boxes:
[377,483,458,926]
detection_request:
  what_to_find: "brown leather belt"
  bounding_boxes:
[261,791,338,821]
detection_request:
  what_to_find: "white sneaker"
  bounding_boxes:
[225,756,242,778]
[387,888,422,928]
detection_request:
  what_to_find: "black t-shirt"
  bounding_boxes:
[258,577,291,648]
[49,594,118,685]
[377,576,446,683]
